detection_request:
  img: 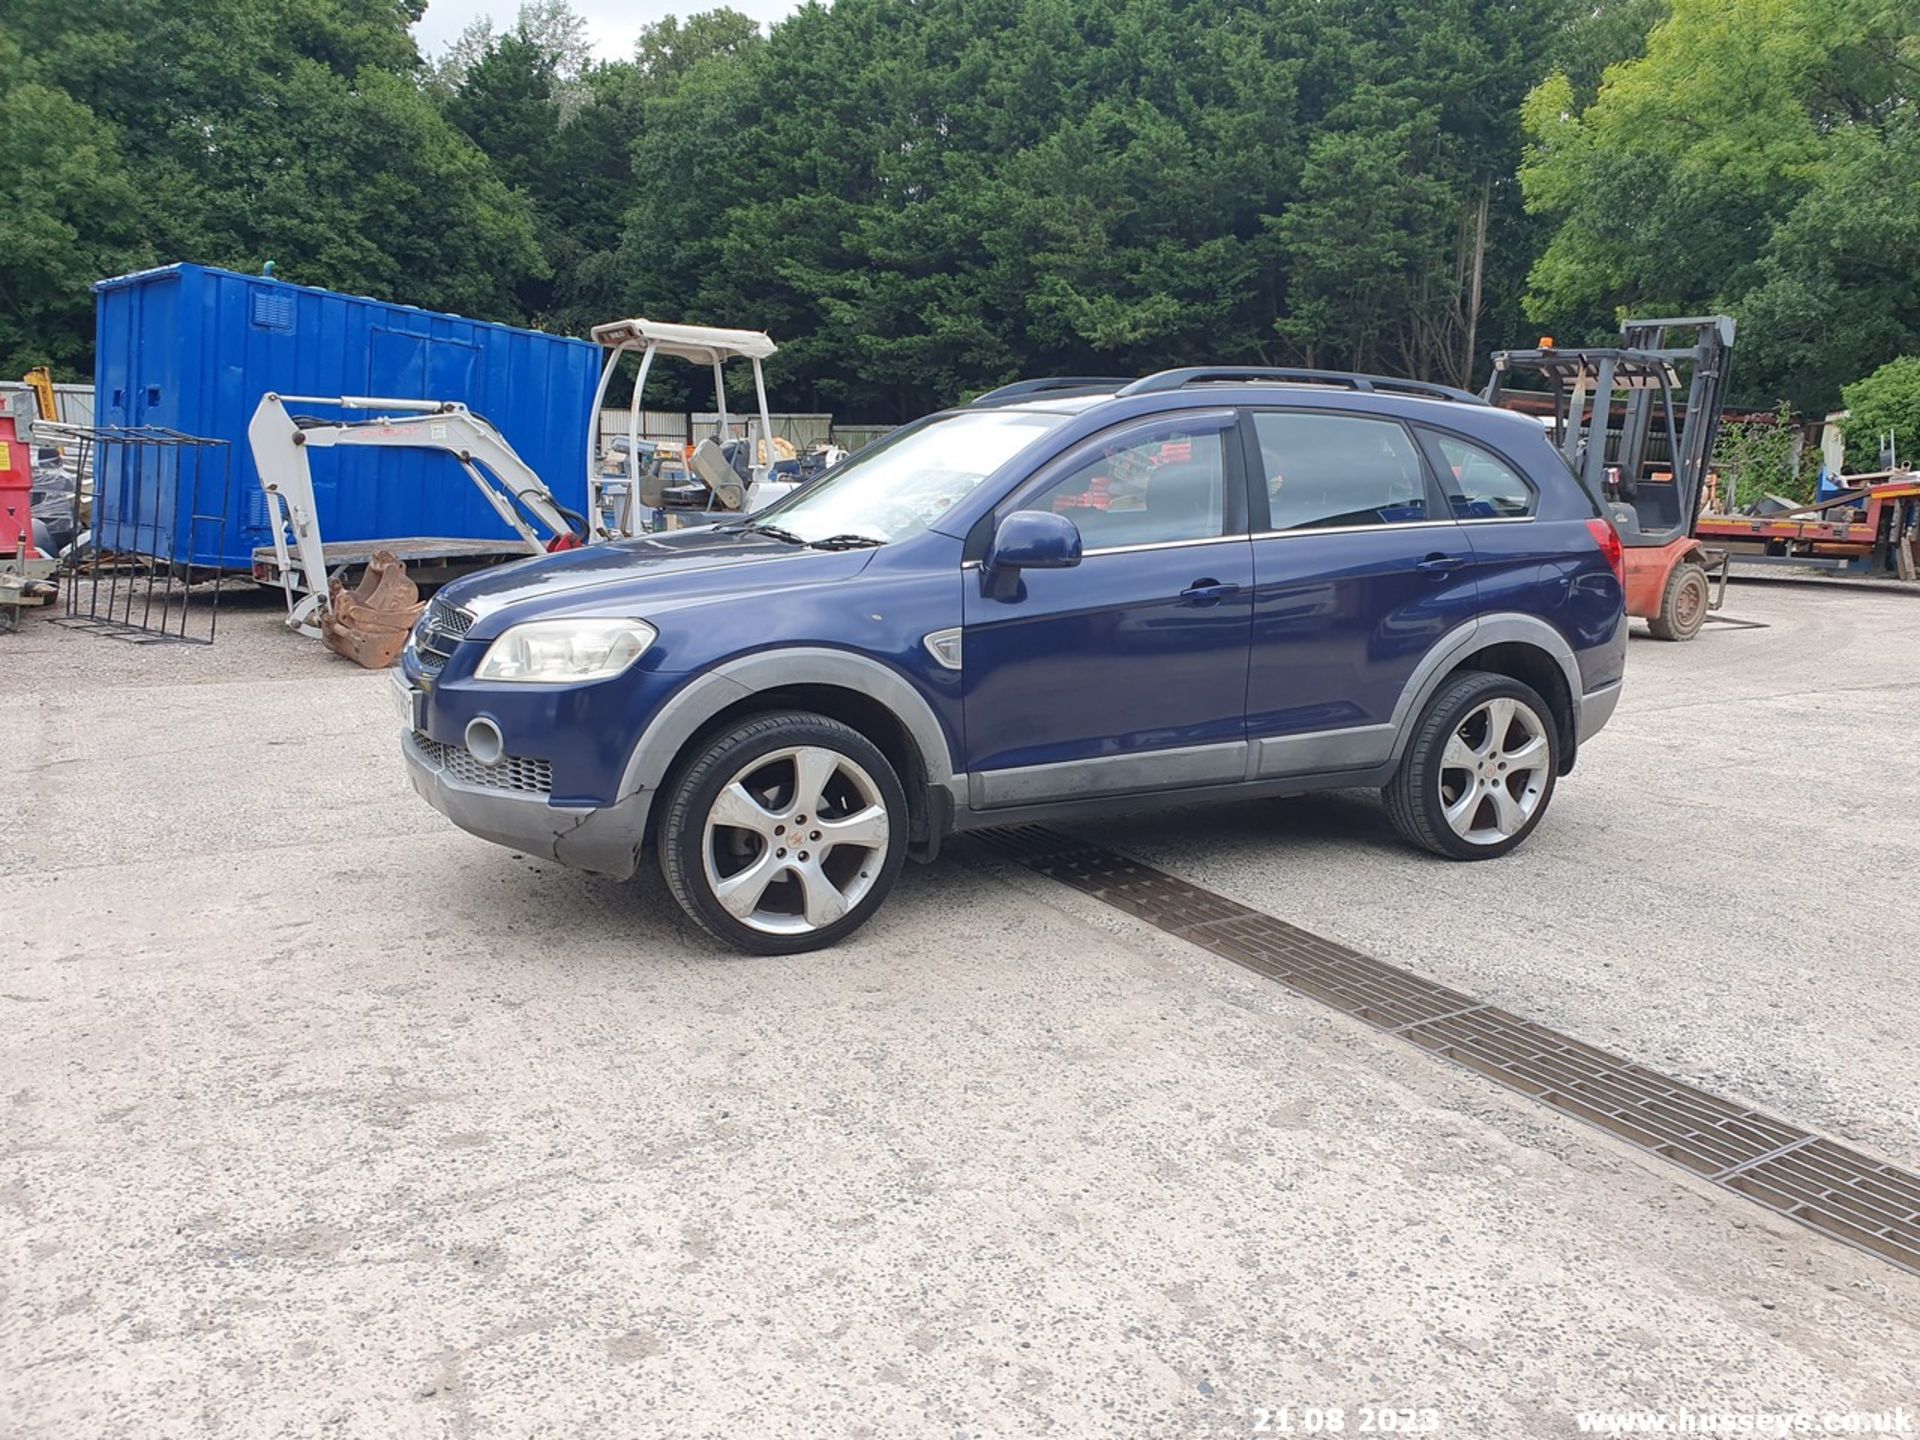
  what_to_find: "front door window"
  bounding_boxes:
[1020,423,1227,550]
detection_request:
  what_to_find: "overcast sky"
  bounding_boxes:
[412,0,804,63]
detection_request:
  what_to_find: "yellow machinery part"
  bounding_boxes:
[23,367,57,422]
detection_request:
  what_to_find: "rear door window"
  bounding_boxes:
[1249,412,1434,531]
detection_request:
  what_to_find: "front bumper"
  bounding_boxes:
[402,729,652,880]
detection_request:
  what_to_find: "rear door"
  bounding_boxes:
[961,410,1254,807]
[1242,408,1478,777]
[1414,426,1549,614]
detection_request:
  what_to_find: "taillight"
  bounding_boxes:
[1585,517,1625,591]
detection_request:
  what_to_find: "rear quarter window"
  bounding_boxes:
[1419,431,1538,520]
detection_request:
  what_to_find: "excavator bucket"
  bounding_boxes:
[320,548,426,670]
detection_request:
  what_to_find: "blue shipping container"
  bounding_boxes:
[94,263,599,569]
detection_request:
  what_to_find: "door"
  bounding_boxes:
[962,410,1254,807]
[1416,426,1553,614]
[1242,408,1478,778]
[1420,425,1621,685]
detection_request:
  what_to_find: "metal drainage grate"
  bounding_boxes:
[975,825,1920,1277]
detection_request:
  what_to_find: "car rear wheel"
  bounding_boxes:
[657,711,908,955]
[1384,671,1559,861]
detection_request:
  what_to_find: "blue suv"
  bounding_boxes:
[397,368,1627,953]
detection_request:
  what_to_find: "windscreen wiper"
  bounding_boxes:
[741,523,807,544]
[807,533,886,550]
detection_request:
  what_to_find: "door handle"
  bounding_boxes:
[1180,579,1241,604]
[1415,553,1468,577]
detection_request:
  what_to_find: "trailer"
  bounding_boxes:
[1695,472,1920,581]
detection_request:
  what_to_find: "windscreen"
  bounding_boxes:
[751,409,1069,544]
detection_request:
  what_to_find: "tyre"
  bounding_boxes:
[1384,671,1559,861]
[1647,560,1709,641]
[657,711,908,955]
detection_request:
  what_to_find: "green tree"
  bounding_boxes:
[1548,0,1670,106]
[1520,0,1920,410]
[443,34,562,197]
[1270,93,1456,378]
[1738,113,1920,410]
[634,8,766,80]
[615,0,1571,418]
[429,0,591,95]
[1712,404,1805,506]
[7,0,1665,410]
[430,6,770,345]
[0,35,152,373]
[0,0,543,370]
[1841,357,1920,470]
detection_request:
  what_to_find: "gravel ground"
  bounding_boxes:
[4,581,1917,1439]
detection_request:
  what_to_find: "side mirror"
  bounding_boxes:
[982,510,1081,600]
[987,509,1082,573]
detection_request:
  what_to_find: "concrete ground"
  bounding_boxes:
[4,582,1917,1439]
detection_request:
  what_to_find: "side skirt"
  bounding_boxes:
[947,764,1399,836]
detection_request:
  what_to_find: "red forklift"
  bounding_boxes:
[1484,315,1736,640]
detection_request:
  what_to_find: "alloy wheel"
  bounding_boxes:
[1436,697,1552,845]
[700,745,891,935]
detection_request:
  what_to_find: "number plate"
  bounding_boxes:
[389,670,426,730]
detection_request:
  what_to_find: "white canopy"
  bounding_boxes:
[590,319,778,363]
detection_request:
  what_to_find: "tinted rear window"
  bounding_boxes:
[1251,412,1431,530]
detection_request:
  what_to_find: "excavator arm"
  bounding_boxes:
[23,367,58,423]
[247,394,582,637]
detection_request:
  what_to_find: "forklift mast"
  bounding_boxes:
[1484,316,1735,550]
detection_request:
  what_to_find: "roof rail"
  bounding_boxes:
[969,376,1134,406]
[1117,367,1485,406]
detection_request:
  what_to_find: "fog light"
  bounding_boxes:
[465,717,505,767]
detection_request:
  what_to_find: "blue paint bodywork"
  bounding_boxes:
[404,382,1626,843]
[963,541,1256,772]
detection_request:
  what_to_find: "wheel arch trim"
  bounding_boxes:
[1388,615,1582,763]
[617,648,957,800]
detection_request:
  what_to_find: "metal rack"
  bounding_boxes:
[42,423,232,645]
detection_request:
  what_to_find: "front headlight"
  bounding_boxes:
[473,618,657,683]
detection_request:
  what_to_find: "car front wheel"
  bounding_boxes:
[1384,671,1559,861]
[657,711,908,954]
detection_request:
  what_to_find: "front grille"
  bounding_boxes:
[415,598,475,676]
[415,733,553,795]
[428,596,475,636]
